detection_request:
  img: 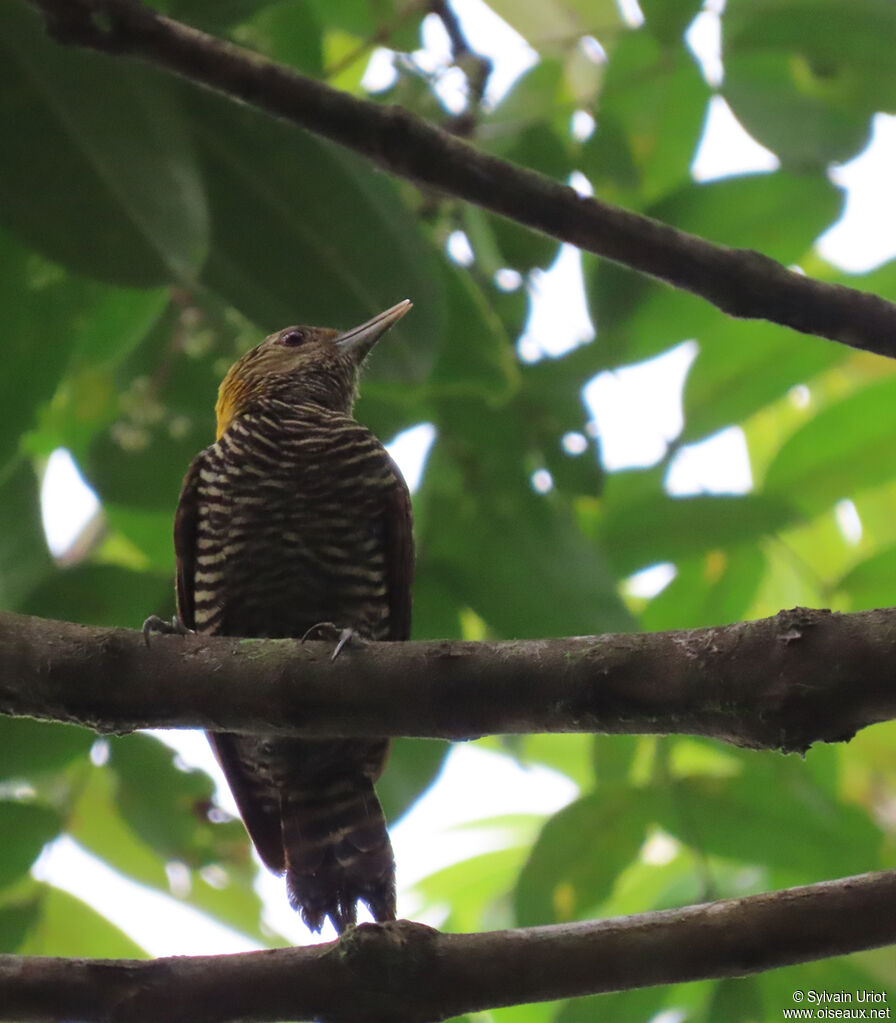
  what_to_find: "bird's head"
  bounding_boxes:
[214,300,412,438]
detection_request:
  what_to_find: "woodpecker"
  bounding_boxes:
[164,299,413,933]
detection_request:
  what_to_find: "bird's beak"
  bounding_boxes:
[334,300,412,361]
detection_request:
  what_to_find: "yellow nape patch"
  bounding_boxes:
[215,369,244,439]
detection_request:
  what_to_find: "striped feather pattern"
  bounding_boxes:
[179,400,411,933]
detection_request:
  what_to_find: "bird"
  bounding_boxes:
[154,299,414,934]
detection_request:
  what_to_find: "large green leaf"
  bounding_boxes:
[0,893,40,953]
[0,231,120,473]
[584,261,718,370]
[304,0,420,50]
[378,739,450,825]
[640,546,765,630]
[640,0,704,45]
[28,287,170,460]
[596,489,796,577]
[416,844,532,933]
[833,545,896,611]
[682,320,844,443]
[580,30,709,204]
[557,987,668,1023]
[69,763,268,943]
[21,883,146,957]
[0,801,62,890]
[0,717,93,781]
[0,4,207,285]
[651,173,843,264]
[0,462,53,611]
[513,786,655,926]
[230,1,324,76]
[656,768,881,881]
[108,735,247,870]
[723,0,896,167]
[420,443,633,637]
[20,564,172,631]
[763,374,896,515]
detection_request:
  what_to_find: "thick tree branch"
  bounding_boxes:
[2,607,896,752]
[21,0,896,360]
[3,869,896,1022]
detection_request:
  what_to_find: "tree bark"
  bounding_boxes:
[19,0,896,361]
[3,869,896,1022]
[1,607,895,753]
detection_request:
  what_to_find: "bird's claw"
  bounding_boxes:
[300,621,338,644]
[300,622,362,661]
[331,628,359,661]
[142,614,192,647]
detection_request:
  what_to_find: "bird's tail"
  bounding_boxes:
[282,774,396,934]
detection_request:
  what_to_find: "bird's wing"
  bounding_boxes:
[175,451,288,874]
[383,456,414,642]
[207,733,287,874]
[173,452,203,632]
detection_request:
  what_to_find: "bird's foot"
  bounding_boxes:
[300,622,363,661]
[142,614,192,647]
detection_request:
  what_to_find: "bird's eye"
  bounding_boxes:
[280,328,309,347]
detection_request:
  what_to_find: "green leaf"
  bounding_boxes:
[416,845,531,933]
[421,453,633,637]
[585,261,717,369]
[102,504,178,575]
[641,546,765,630]
[724,51,871,169]
[591,735,641,786]
[722,0,896,167]
[486,61,567,134]
[0,718,93,781]
[70,749,269,941]
[682,320,844,443]
[0,462,53,611]
[107,735,244,869]
[701,977,765,1023]
[168,0,284,33]
[834,545,896,611]
[0,801,62,890]
[20,564,173,630]
[651,173,843,264]
[0,233,97,471]
[514,787,654,926]
[0,894,40,952]
[557,987,668,1023]
[377,739,450,825]
[763,374,896,515]
[304,0,420,51]
[28,287,170,460]
[21,883,146,958]
[426,265,520,402]
[640,0,704,45]
[0,4,207,285]
[581,31,709,203]
[597,489,797,577]
[485,0,621,50]
[232,1,324,76]
[657,769,881,880]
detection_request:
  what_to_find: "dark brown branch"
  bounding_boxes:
[3,869,896,1022]
[2,607,896,753]
[21,0,896,360]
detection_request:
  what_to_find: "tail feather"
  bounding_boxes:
[283,776,395,934]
